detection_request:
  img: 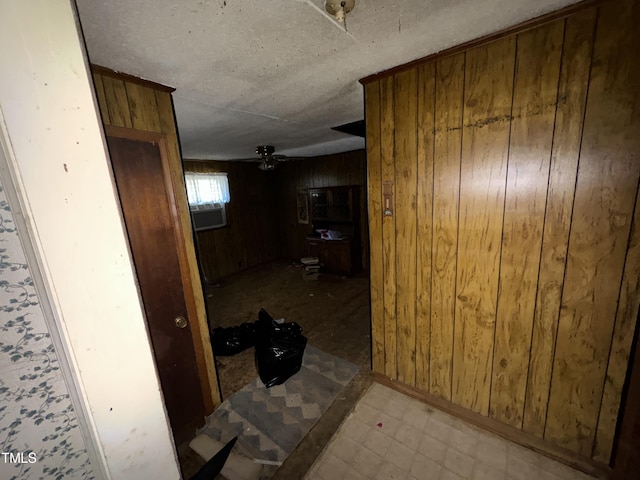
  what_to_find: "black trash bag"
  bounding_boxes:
[211,322,256,356]
[255,308,307,388]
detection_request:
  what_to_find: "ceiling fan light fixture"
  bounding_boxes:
[255,145,275,157]
[258,159,276,171]
[325,0,355,23]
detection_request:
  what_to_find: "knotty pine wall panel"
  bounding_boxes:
[394,69,419,387]
[454,36,515,416]
[416,63,435,392]
[490,21,563,428]
[430,53,464,402]
[544,0,640,457]
[366,83,385,375]
[380,76,398,379]
[363,0,640,465]
[522,9,596,438]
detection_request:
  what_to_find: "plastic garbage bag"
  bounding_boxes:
[211,322,256,356]
[254,309,307,388]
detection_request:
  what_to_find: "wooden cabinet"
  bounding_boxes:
[306,238,353,276]
[307,186,361,275]
[310,187,355,222]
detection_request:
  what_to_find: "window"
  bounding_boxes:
[185,172,230,208]
[185,172,230,230]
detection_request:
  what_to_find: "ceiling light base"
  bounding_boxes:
[325,0,355,23]
[256,145,275,157]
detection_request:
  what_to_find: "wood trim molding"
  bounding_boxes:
[104,124,218,414]
[92,64,175,93]
[372,373,612,480]
[359,0,603,85]
[104,124,165,142]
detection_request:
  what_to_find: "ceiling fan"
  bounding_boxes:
[253,145,296,171]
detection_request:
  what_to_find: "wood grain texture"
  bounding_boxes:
[592,0,640,462]
[126,83,162,133]
[394,70,418,386]
[452,37,515,415]
[594,184,640,462]
[362,1,639,464]
[92,73,110,125]
[430,53,464,401]
[415,64,435,391]
[155,91,221,410]
[610,320,640,479]
[523,10,596,437]
[100,75,132,128]
[381,75,398,379]
[366,81,385,374]
[106,133,206,443]
[490,21,564,428]
[545,0,640,456]
[275,150,368,269]
[93,69,221,410]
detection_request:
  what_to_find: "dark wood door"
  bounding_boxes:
[107,134,205,444]
[611,312,640,479]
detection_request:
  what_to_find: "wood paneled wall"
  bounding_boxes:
[364,0,640,465]
[276,150,368,269]
[183,160,281,282]
[91,67,221,409]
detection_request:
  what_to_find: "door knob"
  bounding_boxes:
[175,316,188,329]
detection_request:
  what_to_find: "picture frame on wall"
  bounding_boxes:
[297,188,309,224]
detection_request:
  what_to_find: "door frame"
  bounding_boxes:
[105,124,219,419]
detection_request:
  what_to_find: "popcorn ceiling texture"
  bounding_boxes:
[75,0,579,160]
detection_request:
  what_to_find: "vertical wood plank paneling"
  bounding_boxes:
[593,0,640,461]
[453,37,515,415]
[394,69,418,386]
[381,76,398,379]
[101,76,133,128]
[523,10,596,437]
[490,21,564,428]
[415,63,435,391]
[545,0,640,455]
[430,53,465,401]
[126,83,162,133]
[184,160,281,281]
[358,149,370,270]
[363,0,639,464]
[275,151,368,265]
[92,73,111,125]
[594,184,640,462]
[366,81,385,374]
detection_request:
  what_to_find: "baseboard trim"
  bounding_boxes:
[372,373,611,480]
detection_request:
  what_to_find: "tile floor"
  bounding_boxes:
[304,383,595,480]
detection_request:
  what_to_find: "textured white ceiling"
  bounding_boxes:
[76,0,579,160]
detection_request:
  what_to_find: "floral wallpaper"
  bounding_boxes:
[0,180,94,479]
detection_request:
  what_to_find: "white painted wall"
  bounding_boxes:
[0,1,181,479]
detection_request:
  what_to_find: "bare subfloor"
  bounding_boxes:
[205,260,372,399]
[178,260,372,479]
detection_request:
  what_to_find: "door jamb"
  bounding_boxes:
[105,125,218,419]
